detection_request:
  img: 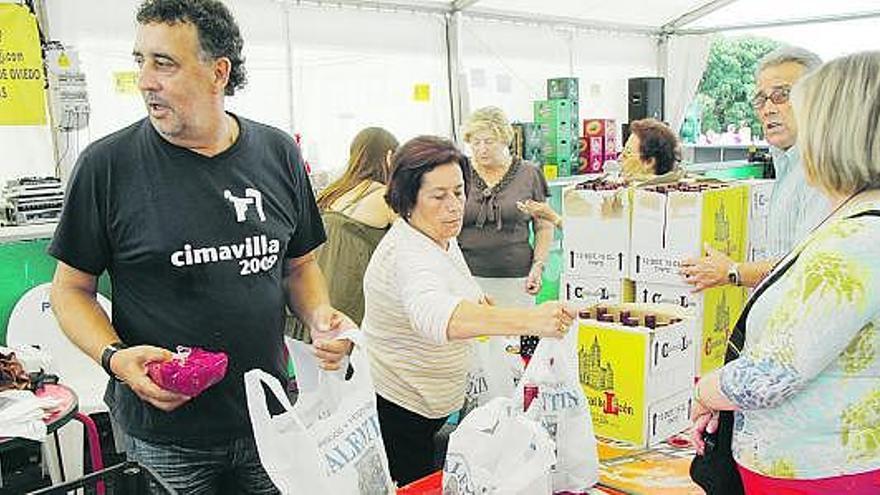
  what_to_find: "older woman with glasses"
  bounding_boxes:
[518,117,683,230]
[619,117,682,180]
[690,51,880,494]
[459,106,554,307]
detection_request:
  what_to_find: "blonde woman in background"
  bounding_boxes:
[289,127,398,340]
[459,107,554,306]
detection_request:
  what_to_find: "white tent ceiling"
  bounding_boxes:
[305,0,880,34]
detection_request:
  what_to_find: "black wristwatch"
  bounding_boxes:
[727,263,742,286]
[100,342,126,381]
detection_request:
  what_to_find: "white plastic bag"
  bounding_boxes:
[444,397,555,495]
[461,337,523,418]
[245,331,394,494]
[516,328,599,492]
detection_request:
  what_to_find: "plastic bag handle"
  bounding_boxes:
[244,369,307,431]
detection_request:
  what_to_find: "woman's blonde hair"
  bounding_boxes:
[793,51,880,195]
[316,127,399,210]
[462,106,514,145]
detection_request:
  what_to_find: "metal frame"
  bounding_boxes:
[289,0,660,35]
[290,0,880,36]
[460,7,658,35]
[676,9,880,34]
[451,0,480,12]
[660,0,738,34]
[292,0,450,15]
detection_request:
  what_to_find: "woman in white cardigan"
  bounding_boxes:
[362,135,576,486]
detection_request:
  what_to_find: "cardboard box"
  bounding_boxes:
[561,275,634,305]
[563,186,631,278]
[524,145,544,164]
[578,119,617,174]
[556,156,577,177]
[511,122,544,161]
[630,184,749,284]
[586,136,604,173]
[534,99,578,127]
[583,119,616,140]
[542,136,578,161]
[539,120,579,144]
[634,281,747,376]
[578,303,695,447]
[547,77,578,101]
[744,179,774,262]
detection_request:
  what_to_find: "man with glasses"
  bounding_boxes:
[680,46,828,290]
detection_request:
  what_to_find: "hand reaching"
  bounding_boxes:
[680,243,734,293]
[308,305,357,371]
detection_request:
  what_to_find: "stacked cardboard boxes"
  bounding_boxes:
[580,119,618,175]
[629,182,750,376]
[578,303,694,447]
[743,179,774,262]
[535,77,580,179]
[561,182,634,307]
[511,122,545,164]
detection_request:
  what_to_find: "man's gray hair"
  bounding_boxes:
[757,46,823,76]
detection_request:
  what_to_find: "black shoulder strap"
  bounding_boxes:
[724,209,880,363]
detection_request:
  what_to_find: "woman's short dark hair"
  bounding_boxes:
[137,0,246,95]
[630,118,681,175]
[385,136,470,218]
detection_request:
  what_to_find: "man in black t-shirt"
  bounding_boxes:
[47,1,354,493]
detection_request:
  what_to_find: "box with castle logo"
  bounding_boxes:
[630,183,749,285]
[577,303,694,447]
[634,282,747,376]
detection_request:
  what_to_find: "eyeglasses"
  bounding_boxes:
[620,146,639,160]
[752,86,791,109]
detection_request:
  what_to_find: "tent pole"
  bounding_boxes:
[282,1,296,135]
[445,11,465,144]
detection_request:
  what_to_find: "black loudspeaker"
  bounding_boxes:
[628,77,665,121]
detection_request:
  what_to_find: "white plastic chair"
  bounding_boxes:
[6,282,112,485]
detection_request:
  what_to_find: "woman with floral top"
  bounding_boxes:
[690,51,880,494]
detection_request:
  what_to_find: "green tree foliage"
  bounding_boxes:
[696,36,781,138]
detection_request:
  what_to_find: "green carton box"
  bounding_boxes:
[547,77,579,101]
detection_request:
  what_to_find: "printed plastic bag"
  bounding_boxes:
[444,397,555,495]
[461,337,523,418]
[245,331,394,494]
[515,327,599,492]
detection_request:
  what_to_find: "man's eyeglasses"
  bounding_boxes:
[752,87,791,109]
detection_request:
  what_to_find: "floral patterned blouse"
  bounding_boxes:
[722,199,880,479]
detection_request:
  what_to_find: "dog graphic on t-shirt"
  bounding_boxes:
[224,188,266,223]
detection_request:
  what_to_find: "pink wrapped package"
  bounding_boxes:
[146,346,228,397]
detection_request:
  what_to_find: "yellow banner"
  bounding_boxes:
[0,5,47,125]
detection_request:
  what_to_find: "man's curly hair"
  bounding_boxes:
[137,0,246,95]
